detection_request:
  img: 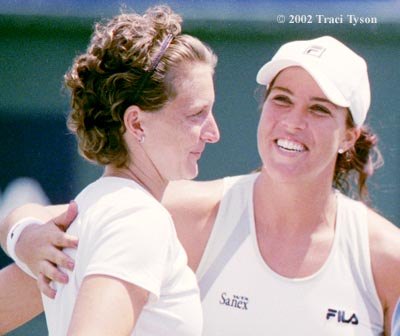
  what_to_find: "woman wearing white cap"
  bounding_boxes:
[1,36,399,335]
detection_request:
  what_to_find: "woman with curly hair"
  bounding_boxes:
[1,4,219,335]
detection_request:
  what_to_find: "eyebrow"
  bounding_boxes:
[312,97,337,106]
[189,101,212,111]
[270,86,292,94]
[270,86,337,106]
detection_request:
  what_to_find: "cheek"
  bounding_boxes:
[257,107,274,137]
[314,126,342,155]
[257,113,272,156]
[173,122,199,148]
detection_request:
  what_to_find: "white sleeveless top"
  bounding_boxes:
[196,173,384,336]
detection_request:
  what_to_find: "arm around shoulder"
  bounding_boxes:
[162,179,224,271]
[0,202,78,298]
[0,203,68,254]
[0,203,65,333]
[368,209,400,335]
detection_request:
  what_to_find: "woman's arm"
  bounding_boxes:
[0,203,75,257]
[0,263,43,334]
[68,274,148,335]
[0,202,78,297]
[162,178,223,271]
[0,203,78,333]
[368,209,400,335]
[0,178,223,295]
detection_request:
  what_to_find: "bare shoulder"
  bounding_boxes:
[162,179,224,271]
[367,208,400,330]
[163,179,224,220]
[368,208,400,265]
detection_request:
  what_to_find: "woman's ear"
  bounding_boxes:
[124,105,144,142]
[341,127,361,152]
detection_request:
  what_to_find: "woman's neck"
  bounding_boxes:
[103,163,168,202]
[254,170,337,233]
[253,171,338,278]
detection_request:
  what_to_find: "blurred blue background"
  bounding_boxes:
[0,0,399,334]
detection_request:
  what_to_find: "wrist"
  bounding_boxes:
[6,217,44,279]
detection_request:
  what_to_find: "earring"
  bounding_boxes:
[138,134,145,144]
[338,148,344,154]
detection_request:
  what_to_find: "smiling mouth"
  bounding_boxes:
[276,139,307,152]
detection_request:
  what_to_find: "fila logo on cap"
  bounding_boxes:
[304,45,326,58]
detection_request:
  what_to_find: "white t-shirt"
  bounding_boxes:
[42,177,202,336]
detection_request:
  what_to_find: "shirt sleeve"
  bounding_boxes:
[80,205,173,300]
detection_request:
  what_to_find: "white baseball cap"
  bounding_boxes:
[256,36,370,126]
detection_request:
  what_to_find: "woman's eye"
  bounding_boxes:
[189,110,204,119]
[310,104,332,115]
[272,95,292,105]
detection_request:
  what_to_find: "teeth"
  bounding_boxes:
[276,139,305,152]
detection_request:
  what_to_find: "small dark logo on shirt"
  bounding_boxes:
[326,308,359,325]
[219,292,249,310]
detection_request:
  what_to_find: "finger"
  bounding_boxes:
[38,260,69,285]
[38,272,56,299]
[54,200,78,231]
[45,246,75,271]
[64,200,78,224]
[51,230,78,249]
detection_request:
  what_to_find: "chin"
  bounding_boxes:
[185,170,199,181]
[183,164,199,180]
[169,166,199,181]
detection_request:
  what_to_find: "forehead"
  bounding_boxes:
[174,63,214,88]
[169,63,215,110]
[273,66,319,89]
[271,66,336,102]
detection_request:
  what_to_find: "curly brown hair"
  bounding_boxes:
[65,5,217,167]
[333,114,383,202]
